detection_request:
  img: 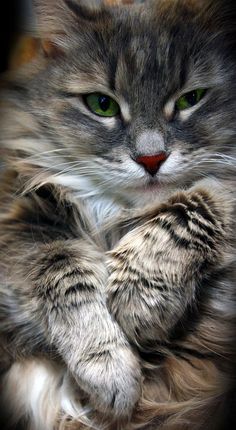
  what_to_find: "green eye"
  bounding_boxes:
[176,89,207,111]
[85,93,120,117]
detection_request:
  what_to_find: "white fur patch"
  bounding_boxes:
[178,99,206,121]
[53,174,96,195]
[159,150,183,175]
[85,195,122,226]
[52,173,123,227]
[120,99,131,122]
[2,359,90,430]
[163,99,175,121]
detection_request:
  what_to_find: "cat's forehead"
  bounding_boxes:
[77,5,200,67]
[63,4,218,101]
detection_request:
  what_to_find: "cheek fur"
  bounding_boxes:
[159,150,185,175]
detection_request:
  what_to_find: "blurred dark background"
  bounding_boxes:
[0,0,32,73]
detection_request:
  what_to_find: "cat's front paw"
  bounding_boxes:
[107,184,232,345]
[73,342,141,418]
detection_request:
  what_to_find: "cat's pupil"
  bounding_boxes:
[99,96,110,112]
[185,91,197,106]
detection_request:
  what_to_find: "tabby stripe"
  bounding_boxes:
[68,298,96,309]
[189,216,217,238]
[38,286,61,300]
[77,350,112,364]
[159,216,215,250]
[163,203,217,247]
[52,268,94,290]
[186,221,216,247]
[36,254,70,279]
[189,195,217,225]
[156,218,193,249]
[111,252,128,264]
[168,202,217,241]
[166,203,189,227]
[125,265,142,277]
[110,390,119,409]
[64,283,96,296]
[109,275,166,291]
[138,277,168,291]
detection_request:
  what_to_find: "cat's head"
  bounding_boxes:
[2,0,236,205]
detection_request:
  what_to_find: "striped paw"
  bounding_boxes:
[72,341,141,418]
[107,182,231,345]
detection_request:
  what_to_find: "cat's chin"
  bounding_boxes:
[126,181,178,207]
[135,180,162,192]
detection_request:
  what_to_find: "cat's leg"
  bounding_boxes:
[107,179,233,345]
[33,240,141,416]
[0,195,141,418]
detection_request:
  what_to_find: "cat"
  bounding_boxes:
[0,0,235,429]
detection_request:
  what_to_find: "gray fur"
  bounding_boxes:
[0,0,235,428]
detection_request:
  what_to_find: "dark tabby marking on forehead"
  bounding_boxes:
[65,0,108,21]
[0,0,236,429]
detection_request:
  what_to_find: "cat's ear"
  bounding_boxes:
[32,0,109,57]
[10,0,128,68]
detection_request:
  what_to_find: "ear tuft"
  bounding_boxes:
[31,0,109,58]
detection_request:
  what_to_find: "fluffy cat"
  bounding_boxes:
[0,0,235,429]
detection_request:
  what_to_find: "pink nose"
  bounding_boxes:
[135,152,168,176]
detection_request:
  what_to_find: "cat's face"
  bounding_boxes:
[5,0,236,204]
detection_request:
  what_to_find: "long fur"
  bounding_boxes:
[0,0,236,429]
